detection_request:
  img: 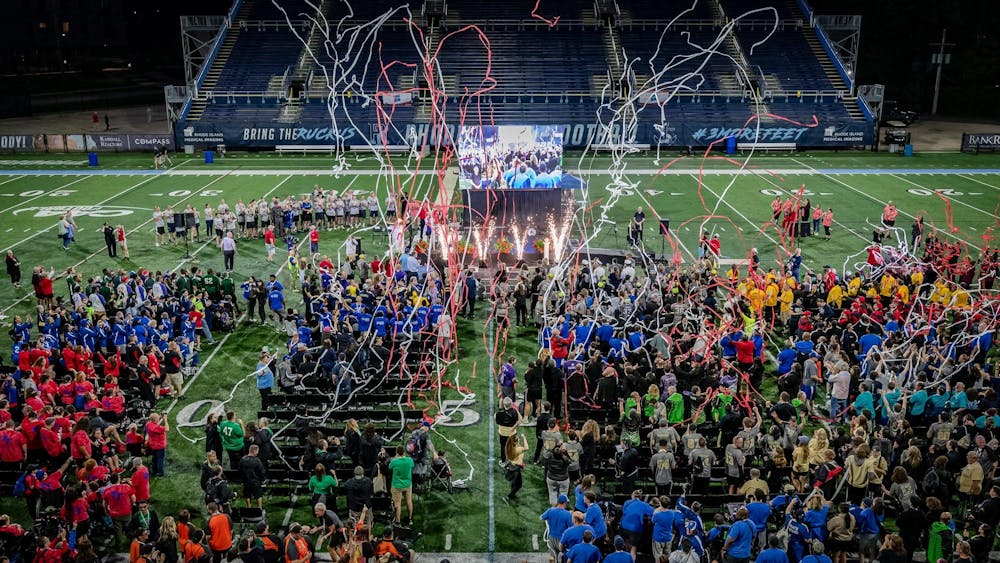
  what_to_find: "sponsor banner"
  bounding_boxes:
[87,134,128,151]
[379,92,413,105]
[0,134,33,151]
[961,132,1000,152]
[127,134,174,151]
[176,119,871,149]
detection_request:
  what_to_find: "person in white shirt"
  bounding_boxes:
[221,232,237,272]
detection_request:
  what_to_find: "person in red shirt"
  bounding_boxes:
[61,486,91,536]
[732,333,756,373]
[0,420,28,468]
[102,473,136,536]
[309,224,320,255]
[36,458,72,507]
[264,225,276,262]
[20,410,45,458]
[24,390,45,414]
[101,388,126,421]
[145,412,169,477]
[39,418,65,460]
[70,418,93,463]
[131,457,151,502]
[58,377,75,406]
[78,458,109,483]
[33,528,72,563]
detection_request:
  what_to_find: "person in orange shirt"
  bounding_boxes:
[130,528,151,563]
[182,529,209,563]
[812,205,823,235]
[374,527,415,563]
[822,209,834,240]
[284,524,311,563]
[206,502,233,563]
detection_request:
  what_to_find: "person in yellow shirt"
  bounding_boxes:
[879,274,896,300]
[910,269,924,287]
[827,284,844,309]
[748,286,765,313]
[779,286,794,320]
[847,275,862,297]
[895,283,910,305]
[951,286,971,309]
[865,285,879,301]
[930,281,951,305]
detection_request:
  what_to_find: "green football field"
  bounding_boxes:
[0,150,998,556]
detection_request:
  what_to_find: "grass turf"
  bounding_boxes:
[0,151,997,553]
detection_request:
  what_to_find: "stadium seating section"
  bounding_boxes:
[186,0,868,134]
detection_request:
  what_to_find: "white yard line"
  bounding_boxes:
[689,174,782,247]
[0,175,26,186]
[889,174,998,219]
[791,158,983,252]
[0,176,91,215]
[1,173,236,314]
[957,173,1000,192]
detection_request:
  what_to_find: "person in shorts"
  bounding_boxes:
[388,445,414,525]
[153,207,165,247]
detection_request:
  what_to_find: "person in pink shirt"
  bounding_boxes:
[822,209,834,240]
[882,202,898,227]
[70,418,93,463]
[145,412,169,477]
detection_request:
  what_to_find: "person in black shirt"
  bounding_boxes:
[102,223,117,258]
[5,250,20,287]
[238,445,266,509]
[343,465,374,527]
[630,206,646,245]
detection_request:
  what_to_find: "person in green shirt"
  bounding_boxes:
[175,272,191,295]
[307,463,338,506]
[203,269,220,299]
[387,446,415,525]
[666,386,685,424]
[218,411,245,469]
[220,273,236,301]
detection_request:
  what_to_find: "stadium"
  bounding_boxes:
[0,0,998,562]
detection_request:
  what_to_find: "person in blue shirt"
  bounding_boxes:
[541,495,573,560]
[802,493,831,542]
[267,287,285,326]
[651,501,679,560]
[849,498,883,562]
[908,382,930,422]
[722,507,754,562]
[926,383,952,419]
[463,271,478,319]
[559,512,594,552]
[583,492,606,541]
[857,326,882,360]
[800,540,833,563]
[254,351,274,407]
[603,536,633,563]
[782,500,812,563]
[853,382,876,420]
[565,530,601,563]
[746,493,772,549]
[619,491,653,559]
[757,535,790,563]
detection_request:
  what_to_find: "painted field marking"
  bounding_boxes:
[889,174,997,219]
[444,535,452,551]
[0,176,90,215]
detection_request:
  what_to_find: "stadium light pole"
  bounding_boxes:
[929,28,954,115]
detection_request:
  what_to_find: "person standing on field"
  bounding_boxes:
[220,231,237,272]
[822,209,834,240]
[219,411,246,469]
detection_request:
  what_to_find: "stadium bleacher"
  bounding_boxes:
[180,0,870,146]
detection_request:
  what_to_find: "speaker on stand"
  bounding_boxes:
[174,212,193,260]
[185,212,198,243]
[658,218,670,260]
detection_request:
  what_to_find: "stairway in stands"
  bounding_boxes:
[185,1,254,121]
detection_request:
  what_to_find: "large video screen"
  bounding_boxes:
[457,125,564,189]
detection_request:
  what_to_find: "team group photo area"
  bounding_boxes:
[1,0,1000,563]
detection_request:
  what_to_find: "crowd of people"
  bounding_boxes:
[0,185,444,563]
[475,199,999,563]
[2,172,999,563]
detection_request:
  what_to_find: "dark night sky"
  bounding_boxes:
[1,0,997,120]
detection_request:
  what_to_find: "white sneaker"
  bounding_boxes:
[155,243,160,247]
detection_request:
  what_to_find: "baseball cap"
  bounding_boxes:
[557,494,569,504]
[613,536,626,549]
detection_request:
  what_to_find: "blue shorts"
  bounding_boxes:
[800,385,815,400]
